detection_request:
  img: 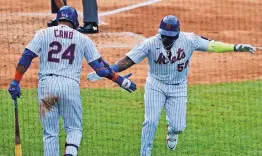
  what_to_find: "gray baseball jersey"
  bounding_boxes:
[126,32,208,156]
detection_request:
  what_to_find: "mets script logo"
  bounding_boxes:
[154,48,186,64]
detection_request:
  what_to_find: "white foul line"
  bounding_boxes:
[0,0,162,25]
[99,0,162,17]
[0,0,162,18]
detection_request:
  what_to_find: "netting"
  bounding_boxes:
[1,0,262,155]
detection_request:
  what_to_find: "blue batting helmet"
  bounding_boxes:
[56,6,79,29]
[158,15,180,37]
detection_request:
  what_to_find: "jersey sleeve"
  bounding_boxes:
[83,37,101,63]
[25,31,43,56]
[190,33,209,51]
[125,41,148,64]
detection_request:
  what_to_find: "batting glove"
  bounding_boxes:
[117,75,137,93]
[8,80,21,100]
[235,44,256,54]
[87,71,103,81]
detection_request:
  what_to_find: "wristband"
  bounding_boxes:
[234,44,238,51]
[14,70,23,82]
[111,72,119,82]
[114,74,124,86]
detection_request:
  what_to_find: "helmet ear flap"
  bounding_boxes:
[72,8,79,29]
[75,19,79,29]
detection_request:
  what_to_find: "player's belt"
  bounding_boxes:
[170,80,186,85]
[46,74,58,77]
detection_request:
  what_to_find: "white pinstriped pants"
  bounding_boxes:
[38,76,82,156]
[140,78,187,156]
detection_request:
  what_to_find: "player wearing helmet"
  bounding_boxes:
[87,15,256,155]
[8,6,136,156]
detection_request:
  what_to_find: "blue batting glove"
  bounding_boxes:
[8,80,21,100]
[115,74,137,93]
[123,73,132,78]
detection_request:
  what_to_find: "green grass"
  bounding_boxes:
[0,80,262,156]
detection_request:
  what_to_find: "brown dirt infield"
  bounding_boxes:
[0,0,262,89]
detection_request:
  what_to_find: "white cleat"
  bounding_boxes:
[166,133,178,150]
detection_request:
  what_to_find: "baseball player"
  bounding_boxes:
[8,6,136,156]
[87,15,256,156]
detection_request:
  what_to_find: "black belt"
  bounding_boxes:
[46,74,58,77]
[171,80,186,85]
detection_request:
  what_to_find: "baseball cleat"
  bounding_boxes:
[77,22,98,34]
[166,124,178,150]
[166,133,178,150]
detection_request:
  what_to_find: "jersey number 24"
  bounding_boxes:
[48,41,76,64]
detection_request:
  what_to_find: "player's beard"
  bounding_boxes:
[161,34,179,50]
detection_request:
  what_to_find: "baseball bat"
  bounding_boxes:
[14,99,22,156]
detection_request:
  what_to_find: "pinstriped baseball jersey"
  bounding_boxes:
[27,24,101,156]
[126,32,209,156]
[26,24,100,83]
[126,32,204,85]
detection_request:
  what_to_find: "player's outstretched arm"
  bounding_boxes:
[207,41,256,53]
[88,57,136,92]
[88,56,135,81]
[196,36,256,53]
[8,49,37,100]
